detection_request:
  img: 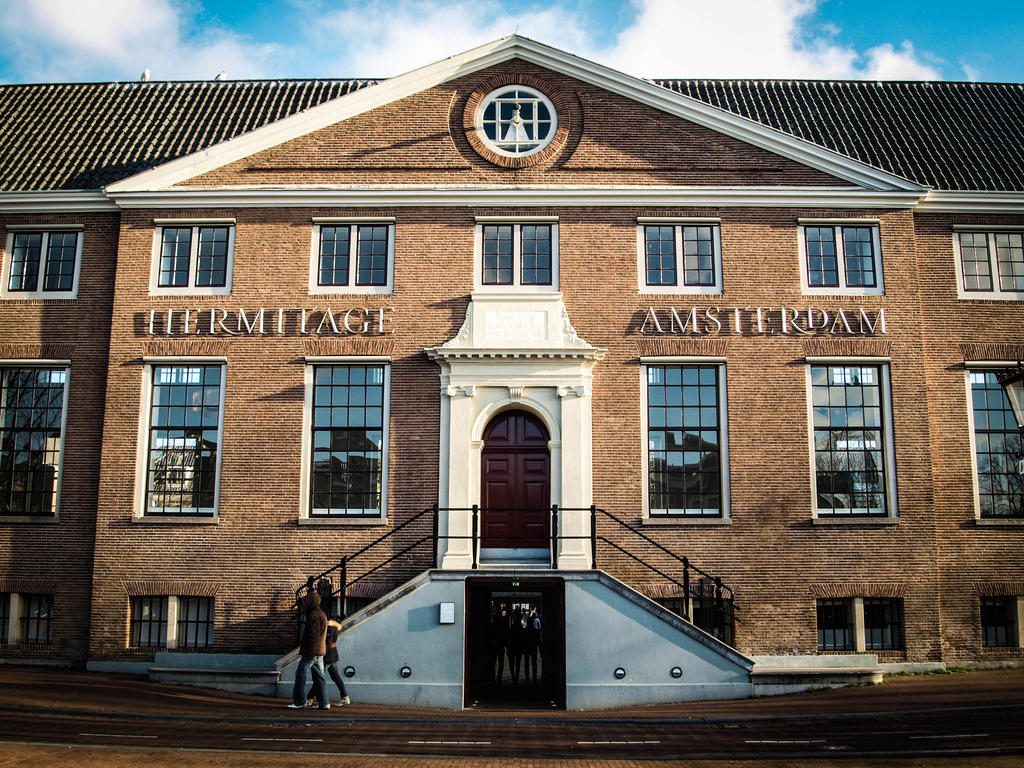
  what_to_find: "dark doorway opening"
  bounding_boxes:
[481,410,550,554]
[465,577,564,709]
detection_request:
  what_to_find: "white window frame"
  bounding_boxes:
[0,360,71,521]
[309,218,395,295]
[639,357,731,523]
[798,219,884,296]
[963,362,1024,523]
[134,358,227,519]
[637,218,723,295]
[804,358,899,520]
[474,85,558,158]
[952,226,1024,301]
[473,217,559,293]
[299,357,390,524]
[149,219,235,296]
[1,225,83,300]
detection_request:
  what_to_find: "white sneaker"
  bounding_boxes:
[339,696,351,706]
[286,703,305,709]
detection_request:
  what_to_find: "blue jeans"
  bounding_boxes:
[293,655,328,707]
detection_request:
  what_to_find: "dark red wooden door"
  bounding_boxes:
[481,410,550,548]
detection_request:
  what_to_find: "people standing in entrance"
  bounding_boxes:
[523,607,540,684]
[488,604,510,685]
[508,607,525,684]
[289,587,330,709]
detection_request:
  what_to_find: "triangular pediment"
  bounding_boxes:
[105,36,923,198]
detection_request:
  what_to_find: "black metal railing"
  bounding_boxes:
[294,504,738,644]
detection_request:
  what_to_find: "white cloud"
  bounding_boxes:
[0,0,284,81]
[305,0,592,78]
[602,0,940,80]
[0,0,947,82]
[861,42,942,81]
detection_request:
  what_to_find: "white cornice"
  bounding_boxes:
[102,35,923,195]
[0,191,116,213]
[916,190,1024,213]
[106,184,925,209]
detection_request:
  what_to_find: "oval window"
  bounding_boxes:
[475,86,557,158]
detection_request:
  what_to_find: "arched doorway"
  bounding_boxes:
[481,410,550,554]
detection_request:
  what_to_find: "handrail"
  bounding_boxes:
[294,503,738,641]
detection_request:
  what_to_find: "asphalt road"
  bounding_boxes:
[0,666,1023,765]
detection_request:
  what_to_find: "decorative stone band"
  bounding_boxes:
[121,581,219,597]
[810,582,908,599]
[0,343,76,360]
[973,581,1024,597]
[0,577,60,594]
[960,343,1024,362]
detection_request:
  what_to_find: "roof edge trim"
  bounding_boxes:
[0,191,116,213]
[917,190,1024,213]
[105,184,925,209]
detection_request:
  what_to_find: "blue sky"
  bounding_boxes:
[0,0,1021,84]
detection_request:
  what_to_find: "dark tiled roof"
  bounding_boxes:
[655,79,1024,192]
[1,76,1023,192]
[0,79,376,191]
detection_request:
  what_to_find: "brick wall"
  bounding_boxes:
[0,211,119,664]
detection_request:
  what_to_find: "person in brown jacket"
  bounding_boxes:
[289,589,329,709]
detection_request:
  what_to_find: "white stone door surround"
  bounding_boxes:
[426,292,606,570]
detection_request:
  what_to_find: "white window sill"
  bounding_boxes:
[643,516,731,526]
[132,515,219,525]
[975,517,1024,527]
[299,516,387,526]
[812,516,899,526]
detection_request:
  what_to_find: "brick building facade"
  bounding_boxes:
[1,38,1021,702]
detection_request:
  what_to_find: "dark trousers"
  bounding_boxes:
[509,651,522,682]
[523,648,538,682]
[490,646,506,682]
[309,661,347,700]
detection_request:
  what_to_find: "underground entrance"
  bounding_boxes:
[465,577,565,709]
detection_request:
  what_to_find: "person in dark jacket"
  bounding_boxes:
[307,614,350,706]
[488,604,510,685]
[508,607,525,684]
[289,589,329,709]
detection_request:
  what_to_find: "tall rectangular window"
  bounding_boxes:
[641,223,722,293]
[311,364,387,517]
[955,230,1024,299]
[3,229,82,298]
[20,593,52,644]
[969,371,1023,518]
[800,223,883,295]
[129,596,168,648]
[312,222,394,293]
[981,596,1019,647]
[646,364,724,517]
[810,364,889,516]
[152,223,233,294]
[864,597,904,650]
[144,365,223,516]
[817,598,854,651]
[177,596,214,648]
[0,367,68,517]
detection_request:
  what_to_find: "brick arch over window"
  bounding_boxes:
[461,73,574,169]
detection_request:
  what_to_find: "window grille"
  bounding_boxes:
[20,594,52,644]
[864,597,904,650]
[970,371,1023,518]
[129,596,169,648]
[817,598,854,651]
[981,596,1018,647]
[176,596,214,648]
